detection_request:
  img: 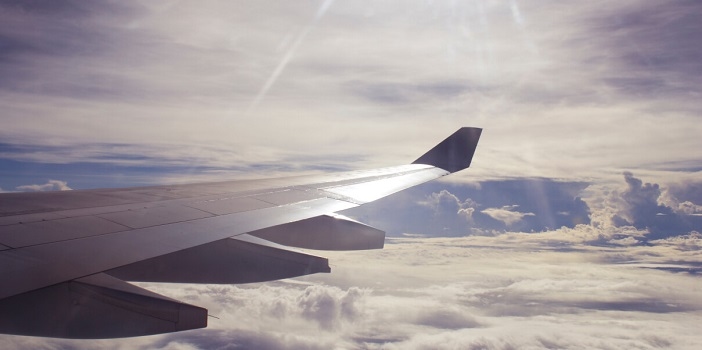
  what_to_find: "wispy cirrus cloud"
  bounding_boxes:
[1,0,701,188]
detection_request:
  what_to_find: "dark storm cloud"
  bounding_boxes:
[611,171,674,225]
[609,172,702,238]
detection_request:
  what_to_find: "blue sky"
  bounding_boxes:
[1,1,702,349]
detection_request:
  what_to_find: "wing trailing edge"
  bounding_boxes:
[0,273,207,338]
[106,234,330,284]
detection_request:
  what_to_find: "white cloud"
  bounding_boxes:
[15,179,72,192]
[418,189,478,222]
[607,236,640,246]
[481,205,534,226]
[649,232,702,251]
[581,172,702,238]
[677,201,702,215]
[661,187,702,216]
[2,227,702,349]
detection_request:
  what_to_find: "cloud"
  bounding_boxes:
[156,232,702,348]
[154,329,333,350]
[418,189,478,222]
[649,231,702,251]
[15,179,72,192]
[676,201,702,216]
[348,171,700,245]
[481,205,534,226]
[297,285,365,330]
[0,0,701,187]
[1,1,702,348]
[661,180,702,216]
[2,227,702,349]
[414,308,481,330]
[345,180,591,236]
[612,171,673,226]
[607,236,640,246]
[585,172,702,239]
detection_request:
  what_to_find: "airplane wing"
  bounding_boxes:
[0,127,482,339]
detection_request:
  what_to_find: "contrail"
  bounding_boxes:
[245,0,335,115]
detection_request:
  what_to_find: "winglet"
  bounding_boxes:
[412,127,482,173]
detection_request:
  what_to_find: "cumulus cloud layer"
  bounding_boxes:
[3,229,700,349]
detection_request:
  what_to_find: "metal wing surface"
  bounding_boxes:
[0,127,482,338]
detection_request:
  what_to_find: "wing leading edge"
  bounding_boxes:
[0,127,482,338]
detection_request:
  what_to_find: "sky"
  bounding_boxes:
[1,0,701,349]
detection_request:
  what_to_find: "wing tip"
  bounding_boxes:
[412,127,482,173]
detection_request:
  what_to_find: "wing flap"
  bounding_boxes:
[0,273,207,339]
[106,234,330,284]
[250,214,385,250]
